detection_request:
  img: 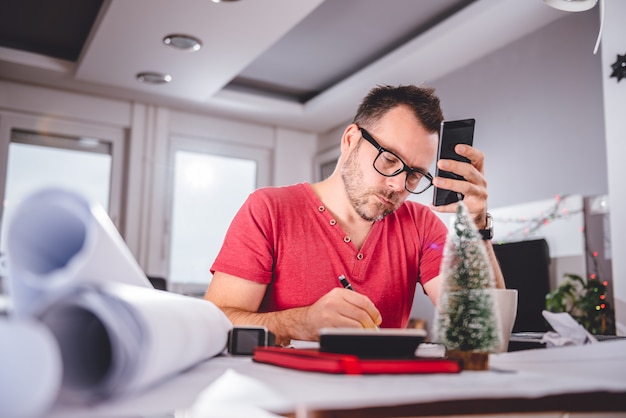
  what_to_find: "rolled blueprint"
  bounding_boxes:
[36,282,232,404]
[0,318,62,417]
[4,187,233,408]
[6,188,152,316]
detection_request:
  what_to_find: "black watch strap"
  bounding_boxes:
[478,212,493,240]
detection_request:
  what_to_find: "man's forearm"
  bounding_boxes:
[220,306,314,345]
[483,240,506,289]
[474,212,506,289]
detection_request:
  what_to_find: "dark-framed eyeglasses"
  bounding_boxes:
[358,127,433,194]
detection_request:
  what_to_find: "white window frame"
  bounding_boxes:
[0,111,126,230]
[165,135,272,296]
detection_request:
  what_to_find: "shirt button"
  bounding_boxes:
[318,206,325,212]
[329,219,336,226]
[357,253,364,260]
[344,236,351,243]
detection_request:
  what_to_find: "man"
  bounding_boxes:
[205,85,505,346]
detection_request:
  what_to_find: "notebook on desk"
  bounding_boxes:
[253,346,461,375]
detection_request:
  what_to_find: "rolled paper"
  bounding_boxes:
[37,282,232,404]
[5,188,232,406]
[0,318,62,417]
[6,188,152,316]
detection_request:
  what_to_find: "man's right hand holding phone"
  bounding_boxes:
[431,118,488,229]
[431,143,489,229]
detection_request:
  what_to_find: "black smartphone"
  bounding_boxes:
[432,118,475,206]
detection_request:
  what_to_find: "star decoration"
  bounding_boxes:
[609,53,626,83]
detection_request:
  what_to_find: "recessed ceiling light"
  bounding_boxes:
[211,0,241,3]
[163,34,202,51]
[136,72,172,85]
[543,0,598,12]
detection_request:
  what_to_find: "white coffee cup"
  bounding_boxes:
[486,288,518,353]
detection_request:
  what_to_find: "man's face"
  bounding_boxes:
[342,106,438,222]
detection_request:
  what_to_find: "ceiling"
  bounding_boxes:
[0,0,566,133]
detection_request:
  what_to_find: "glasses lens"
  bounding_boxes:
[406,173,432,194]
[374,151,431,194]
[374,151,403,176]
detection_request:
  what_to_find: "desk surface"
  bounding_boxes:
[47,340,626,418]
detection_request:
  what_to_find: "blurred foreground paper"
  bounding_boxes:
[6,188,152,316]
[0,319,62,417]
[4,188,232,407]
[39,282,232,403]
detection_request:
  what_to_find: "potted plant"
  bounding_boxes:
[545,273,615,335]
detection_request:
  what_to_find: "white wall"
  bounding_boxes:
[318,120,347,153]
[600,0,626,335]
[274,128,317,187]
[432,9,606,209]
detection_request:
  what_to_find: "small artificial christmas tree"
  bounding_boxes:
[434,201,499,369]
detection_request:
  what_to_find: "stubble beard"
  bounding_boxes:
[341,146,402,222]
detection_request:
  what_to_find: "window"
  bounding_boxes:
[167,137,270,295]
[0,113,125,285]
[4,130,112,209]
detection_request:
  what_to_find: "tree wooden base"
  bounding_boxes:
[446,350,489,371]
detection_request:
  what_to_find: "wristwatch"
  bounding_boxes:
[478,212,493,240]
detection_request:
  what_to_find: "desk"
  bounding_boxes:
[47,340,626,418]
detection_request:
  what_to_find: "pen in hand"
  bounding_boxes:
[338,274,354,291]
[338,274,379,329]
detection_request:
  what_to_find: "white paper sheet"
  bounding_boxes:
[3,188,233,411]
[541,310,598,346]
[490,339,626,385]
[187,369,291,418]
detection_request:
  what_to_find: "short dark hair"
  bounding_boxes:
[352,85,443,133]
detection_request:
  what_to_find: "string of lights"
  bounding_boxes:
[492,194,583,242]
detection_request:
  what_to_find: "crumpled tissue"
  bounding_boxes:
[540,310,598,347]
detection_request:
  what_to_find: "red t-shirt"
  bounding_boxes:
[211,183,447,328]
